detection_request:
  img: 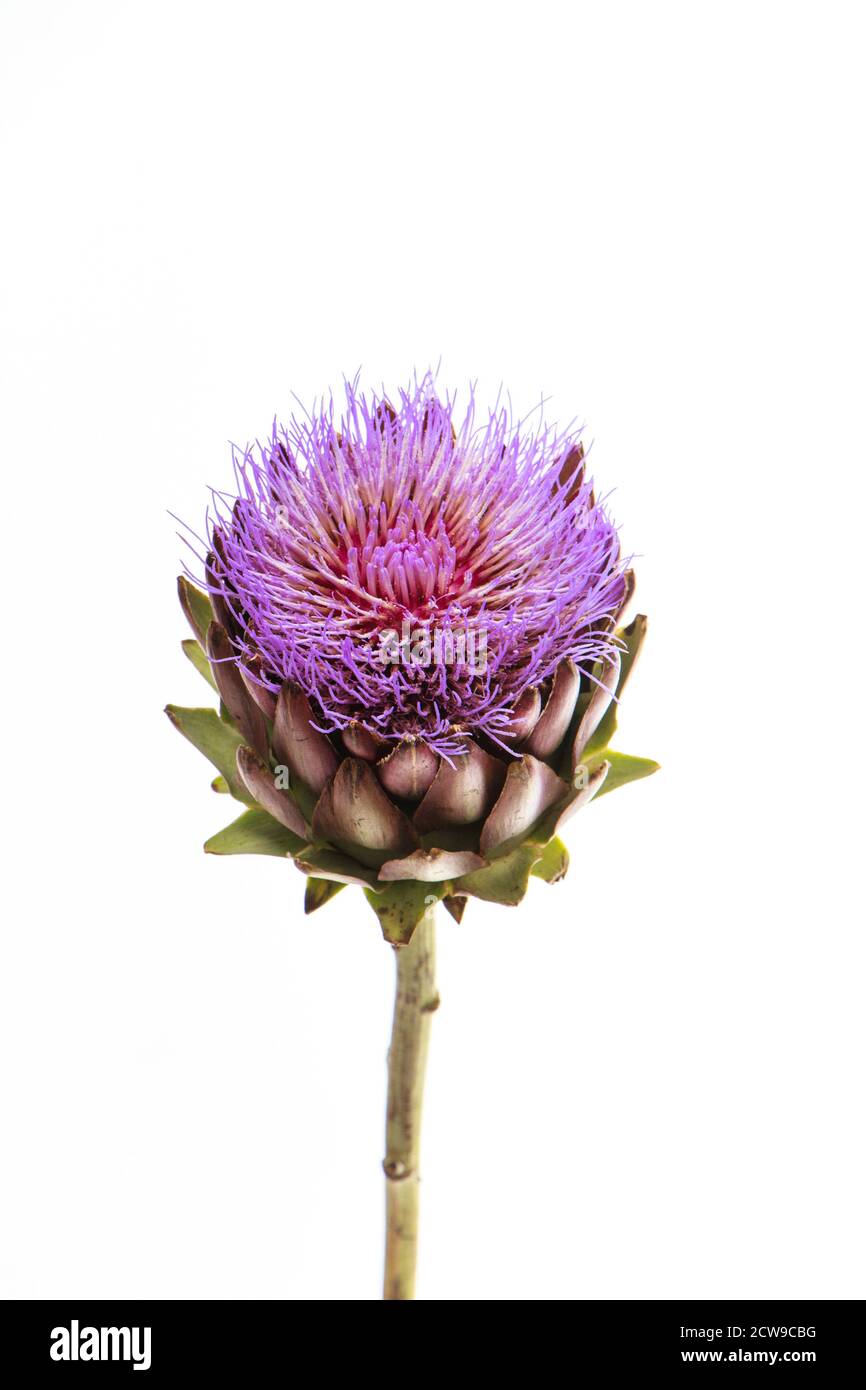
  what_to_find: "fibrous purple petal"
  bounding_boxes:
[191,375,628,756]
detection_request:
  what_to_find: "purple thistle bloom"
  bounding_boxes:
[193,375,628,758]
[169,374,656,1305]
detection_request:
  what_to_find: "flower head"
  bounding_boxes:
[200,375,626,756]
[169,375,657,944]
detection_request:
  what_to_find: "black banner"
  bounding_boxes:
[1,1299,861,1375]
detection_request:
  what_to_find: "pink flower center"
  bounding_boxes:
[343,503,472,619]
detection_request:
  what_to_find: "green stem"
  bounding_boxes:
[383,906,439,1301]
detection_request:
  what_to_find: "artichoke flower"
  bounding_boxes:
[167,376,658,1298]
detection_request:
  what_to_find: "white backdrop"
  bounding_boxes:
[1,1,864,1300]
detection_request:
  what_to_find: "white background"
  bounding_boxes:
[1,1,864,1301]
